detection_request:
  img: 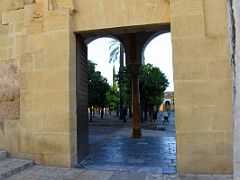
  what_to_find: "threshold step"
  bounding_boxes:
[0,158,33,179]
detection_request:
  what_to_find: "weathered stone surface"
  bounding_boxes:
[172,0,232,174]
[0,60,19,120]
[24,0,35,5]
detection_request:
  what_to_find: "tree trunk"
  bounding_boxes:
[144,104,148,121]
[93,108,95,117]
[119,44,125,120]
[101,107,104,119]
[149,105,153,121]
[90,107,93,122]
[141,105,144,123]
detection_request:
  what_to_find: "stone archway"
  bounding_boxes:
[0,0,234,174]
[74,1,233,173]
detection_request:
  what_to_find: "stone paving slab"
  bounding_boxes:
[0,158,33,179]
[3,165,233,180]
[80,131,176,174]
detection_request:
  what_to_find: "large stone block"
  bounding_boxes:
[211,156,233,173]
[177,132,226,157]
[20,112,43,132]
[174,82,193,106]
[0,36,13,48]
[20,90,43,113]
[212,106,233,131]
[39,133,70,154]
[174,59,208,81]
[41,153,71,167]
[172,37,229,61]
[34,50,68,69]
[0,24,9,35]
[41,69,69,90]
[20,71,44,90]
[2,9,24,25]
[0,49,9,61]
[203,0,228,37]
[174,79,232,107]
[26,34,44,52]
[176,106,212,131]
[0,0,11,13]
[170,0,204,16]
[171,15,205,38]
[20,132,43,154]
[191,80,232,106]
[73,0,170,32]
[43,30,68,49]
[177,155,212,173]
[38,90,69,113]
[42,112,70,132]
[43,9,70,32]
[20,53,34,72]
[208,59,232,80]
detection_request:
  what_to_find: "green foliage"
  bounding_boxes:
[117,67,131,106]
[109,40,120,64]
[116,63,169,111]
[139,63,169,107]
[106,83,119,111]
[88,60,110,108]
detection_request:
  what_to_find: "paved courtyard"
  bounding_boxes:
[80,111,176,173]
[79,110,176,173]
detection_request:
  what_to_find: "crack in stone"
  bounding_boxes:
[228,0,237,102]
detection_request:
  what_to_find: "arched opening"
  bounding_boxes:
[86,36,128,154]
[141,32,176,171]
[76,27,176,173]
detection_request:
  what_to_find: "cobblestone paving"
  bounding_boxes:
[4,166,233,180]
[80,136,176,173]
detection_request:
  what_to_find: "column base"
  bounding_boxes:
[132,128,142,138]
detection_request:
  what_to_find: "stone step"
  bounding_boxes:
[0,158,34,179]
[0,150,7,159]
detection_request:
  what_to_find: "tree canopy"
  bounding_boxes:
[88,60,110,108]
[139,63,169,107]
[87,59,169,121]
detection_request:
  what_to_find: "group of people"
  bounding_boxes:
[152,106,170,124]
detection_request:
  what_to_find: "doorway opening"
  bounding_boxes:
[76,28,176,173]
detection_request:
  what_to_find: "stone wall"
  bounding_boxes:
[171,0,233,173]
[0,0,234,173]
[0,0,77,166]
